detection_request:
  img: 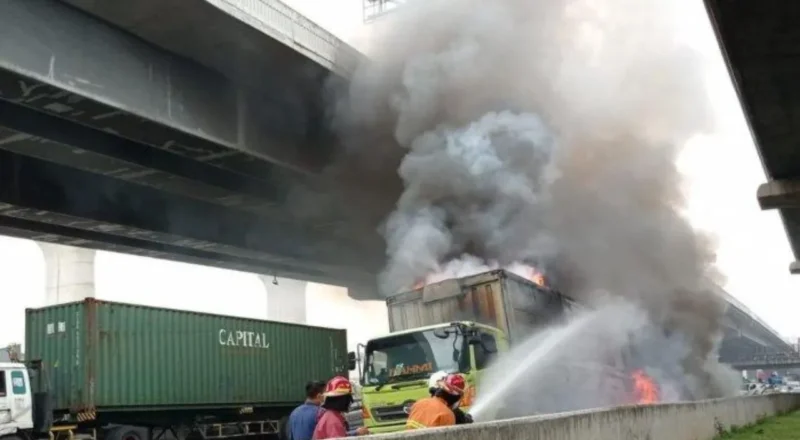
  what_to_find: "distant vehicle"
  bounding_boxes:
[1,299,356,440]
[0,344,22,363]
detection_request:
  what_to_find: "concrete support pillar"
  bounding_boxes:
[258,275,307,323]
[38,243,96,306]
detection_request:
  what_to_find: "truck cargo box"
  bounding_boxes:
[25,299,349,415]
[386,269,578,340]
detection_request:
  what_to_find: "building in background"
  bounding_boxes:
[0,343,23,362]
[363,0,406,22]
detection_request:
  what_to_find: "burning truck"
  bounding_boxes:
[355,267,661,433]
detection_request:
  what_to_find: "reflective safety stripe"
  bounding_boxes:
[406,419,427,430]
[405,397,456,430]
[76,410,96,422]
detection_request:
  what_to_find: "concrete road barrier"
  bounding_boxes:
[361,395,800,440]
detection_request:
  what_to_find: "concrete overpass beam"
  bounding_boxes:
[0,0,333,173]
[757,179,800,210]
[259,275,307,324]
[38,242,95,305]
[0,150,382,287]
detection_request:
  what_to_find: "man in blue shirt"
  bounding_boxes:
[286,381,326,440]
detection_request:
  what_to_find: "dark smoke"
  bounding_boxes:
[328,0,733,399]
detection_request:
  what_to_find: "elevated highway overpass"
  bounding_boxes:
[704,2,800,274]
[2,0,799,341]
[717,285,787,349]
[0,0,393,298]
[712,283,793,365]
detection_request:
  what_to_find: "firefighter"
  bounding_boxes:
[427,371,473,425]
[312,376,369,439]
[427,371,448,394]
[406,373,466,430]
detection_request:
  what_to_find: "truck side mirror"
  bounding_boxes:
[433,327,450,339]
[347,352,357,371]
[469,333,498,354]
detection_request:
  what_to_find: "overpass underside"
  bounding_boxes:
[704,1,800,273]
[0,0,390,298]
[719,302,794,367]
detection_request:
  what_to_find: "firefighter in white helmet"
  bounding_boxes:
[426,371,473,425]
[427,371,448,394]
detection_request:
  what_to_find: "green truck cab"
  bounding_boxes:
[358,269,575,433]
[359,322,506,433]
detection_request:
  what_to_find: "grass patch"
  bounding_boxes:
[716,411,800,439]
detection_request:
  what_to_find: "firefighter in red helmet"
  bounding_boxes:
[312,376,369,439]
[406,373,466,430]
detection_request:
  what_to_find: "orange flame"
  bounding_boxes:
[521,267,546,287]
[631,370,660,404]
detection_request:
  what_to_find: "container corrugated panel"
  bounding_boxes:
[387,271,510,333]
[25,299,348,412]
[387,270,575,339]
[501,274,575,339]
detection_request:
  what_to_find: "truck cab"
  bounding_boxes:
[0,362,34,439]
[357,269,577,433]
[359,322,507,433]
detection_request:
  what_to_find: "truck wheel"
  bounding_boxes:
[106,426,148,440]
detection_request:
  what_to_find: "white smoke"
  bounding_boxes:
[384,111,559,291]
[470,302,741,420]
[413,255,542,286]
[328,0,733,400]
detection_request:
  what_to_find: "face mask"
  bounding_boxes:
[441,392,461,408]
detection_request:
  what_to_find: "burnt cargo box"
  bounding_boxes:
[25,299,349,414]
[386,269,578,340]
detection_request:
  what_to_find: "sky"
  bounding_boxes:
[2,0,800,348]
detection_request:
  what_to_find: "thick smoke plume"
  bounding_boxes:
[329,0,733,400]
[469,302,740,420]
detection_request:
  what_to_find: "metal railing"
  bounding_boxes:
[727,352,800,368]
[363,0,407,23]
[207,0,365,77]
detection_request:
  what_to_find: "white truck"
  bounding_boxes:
[1,361,53,440]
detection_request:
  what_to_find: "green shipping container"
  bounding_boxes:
[25,299,349,414]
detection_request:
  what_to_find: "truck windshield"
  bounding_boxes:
[364,329,467,385]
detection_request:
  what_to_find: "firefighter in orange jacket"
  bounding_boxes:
[406,373,466,430]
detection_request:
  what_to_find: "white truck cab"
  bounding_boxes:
[0,362,33,439]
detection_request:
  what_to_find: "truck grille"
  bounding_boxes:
[372,404,410,423]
